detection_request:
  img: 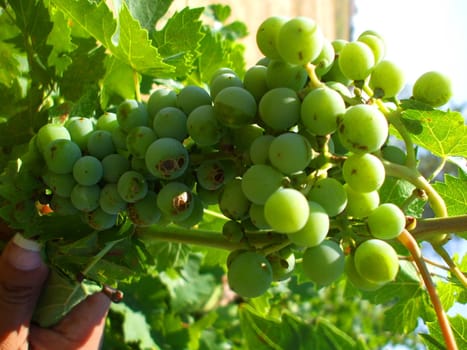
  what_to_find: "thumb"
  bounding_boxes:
[0,233,48,347]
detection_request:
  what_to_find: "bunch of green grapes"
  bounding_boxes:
[31,14,455,299]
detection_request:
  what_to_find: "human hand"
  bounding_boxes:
[0,233,111,350]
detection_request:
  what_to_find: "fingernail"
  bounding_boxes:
[5,233,43,271]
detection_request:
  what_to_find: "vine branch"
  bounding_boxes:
[398,230,458,350]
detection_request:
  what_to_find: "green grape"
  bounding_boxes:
[196,184,223,206]
[241,164,284,205]
[117,99,148,132]
[219,178,250,221]
[187,105,224,147]
[152,107,187,142]
[337,104,388,154]
[36,124,71,154]
[117,170,148,203]
[128,191,161,226]
[177,195,205,228]
[357,33,386,64]
[82,207,117,231]
[288,201,329,247]
[369,60,405,98]
[101,153,130,183]
[147,88,177,121]
[42,171,76,197]
[43,139,82,174]
[50,195,79,215]
[307,177,347,217]
[222,220,244,242]
[381,145,406,165]
[213,86,257,128]
[145,138,189,180]
[342,153,385,193]
[196,160,227,191]
[412,71,452,107]
[268,133,312,174]
[111,126,128,151]
[227,251,272,298]
[70,184,100,212]
[87,130,116,159]
[248,203,270,229]
[301,87,346,136]
[99,183,127,215]
[249,134,274,165]
[264,188,309,233]
[354,239,399,283]
[338,41,375,81]
[126,126,157,159]
[157,181,194,222]
[321,39,351,85]
[302,240,345,286]
[65,117,94,150]
[209,68,236,86]
[256,16,288,60]
[72,155,103,186]
[230,124,264,153]
[210,72,243,99]
[259,87,301,131]
[176,85,212,115]
[267,249,295,281]
[243,65,269,102]
[367,203,406,240]
[344,184,379,218]
[312,38,335,77]
[95,112,119,133]
[266,59,308,91]
[344,254,384,291]
[256,57,270,66]
[276,16,324,65]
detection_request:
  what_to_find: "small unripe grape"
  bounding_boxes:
[256,16,288,60]
[342,153,385,193]
[264,188,309,234]
[354,239,399,283]
[227,251,272,298]
[369,60,405,98]
[367,203,406,240]
[302,240,345,286]
[277,17,324,65]
[412,71,452,107]
[338,41,375,81]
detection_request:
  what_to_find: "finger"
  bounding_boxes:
[29,292,110,350]
[0,233,48,349]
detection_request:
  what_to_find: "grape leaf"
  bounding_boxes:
[379,176,426,217]
[32,269,102,327]
[432,170,467,217]
[100,56,138,108]
[0,41,21,87]
[51,0,174,76]
[152,7,204,78]
[159,253,217,313]
[238,304,357,350]
[46,4,77,75]
[361,260,436,334]
[125,0,173,34]
[425,315,467,349]
[398,109,467,158]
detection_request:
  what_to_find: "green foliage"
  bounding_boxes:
[0,1,466,350]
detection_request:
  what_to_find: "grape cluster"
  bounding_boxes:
[35,15,453,298]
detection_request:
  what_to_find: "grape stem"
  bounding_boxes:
[432,244,467,289]
[135,225,283,251]
[383,161,448,218]
[304,63,324,89]
[133,70,141,102]
[398,230,458,350]
[410,215,467,239]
